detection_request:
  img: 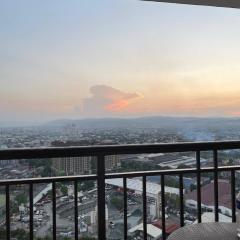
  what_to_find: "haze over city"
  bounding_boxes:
[2,1,240,239]
[1,0,240,123]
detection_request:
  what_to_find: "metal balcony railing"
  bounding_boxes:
[1,140,240,240]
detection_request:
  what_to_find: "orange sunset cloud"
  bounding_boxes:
[80,85,142,117]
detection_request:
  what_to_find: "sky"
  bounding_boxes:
[1,0,240,123]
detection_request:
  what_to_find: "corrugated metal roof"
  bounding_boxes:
[105,178,182,196]
[185,180,232,209]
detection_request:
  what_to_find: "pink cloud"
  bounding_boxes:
[81,85,142,117]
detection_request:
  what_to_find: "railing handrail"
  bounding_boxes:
[1,140,240,160]
[0,165,240,186]
[1,140,240,239]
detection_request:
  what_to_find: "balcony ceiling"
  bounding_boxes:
[144,0,240,9]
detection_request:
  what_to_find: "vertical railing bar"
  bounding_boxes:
[74,180,79,240]
[196,150,202,223]
[161,175,166,240]
[29,183,34,240]
[231,170,236,222]
[52,181,57,240]
[97,154,106,240]
[142,176,147,240]
[214,149,219,222]
[123,177,128,240]
[179,174,184,227]
[6,184,10,240]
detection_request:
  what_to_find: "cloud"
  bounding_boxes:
[80,85,142,117]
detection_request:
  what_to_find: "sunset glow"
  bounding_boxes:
[1,0,240,122]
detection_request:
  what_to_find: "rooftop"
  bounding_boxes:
[105,178,182,196]
[128,223,162,238]
[185,180,232,209]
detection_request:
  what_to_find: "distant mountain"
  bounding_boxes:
[0,121,41,128]
[45,116,240,130]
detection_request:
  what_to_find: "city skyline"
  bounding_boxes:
[1,0,240,122]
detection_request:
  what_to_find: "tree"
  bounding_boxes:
[78,181,95,192]
[110,196,123,210]
[41,165,52,177]
[190,184,196,192]
[79,237,96,240]
[165,193,181,209]
[46,190,52,199]
[35,236,52,240]
[60,184,68,195]
[11,229,29,240]
[10,199,19,214]
[15,193,27,205]
[121,160,159,172]
[0,228,6,240]
[165,176,179,188]
[28,158,53,177]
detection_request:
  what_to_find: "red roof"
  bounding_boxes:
[185,180,231,209]
[152,220,180,234]
[166,224,180,234]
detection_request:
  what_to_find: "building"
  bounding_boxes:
[52,156,92,175]
[193,212,232,223]
[128,223,162,240]
[52,155,121,175]
[157,155,207,169]
[185,180,232,216]
[105,155,121,171]
[105,178,183,200]
[152,219,179,236]
[156,191,162,219]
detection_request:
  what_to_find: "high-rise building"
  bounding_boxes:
[52,155,121,175]
[52,156,92,175]
[156,191,162,219]
[105,155,121,171]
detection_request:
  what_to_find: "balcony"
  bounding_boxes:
[0,141,240,239]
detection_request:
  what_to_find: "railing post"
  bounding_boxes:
[214,150,219,222]
[161,175,166,240]
[52,181,57,240]
[6,185,10,240]
[231,170,236,222]
[29,183,34,240]
[179,174,184,227]
[74,180,79,240]
[196,151,202,223]
[97,154,106,240]
[123,177,128,240]
[142,176,147,240]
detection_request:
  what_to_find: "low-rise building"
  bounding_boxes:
[193,212,232,223]
[128,223,162,240]
[185,180,232,216]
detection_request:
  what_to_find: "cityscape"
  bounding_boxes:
[0,117,240,239]
[1,0,240,239]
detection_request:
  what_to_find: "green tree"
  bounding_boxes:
[79,238,96,240]
[165,176,179,188]
[0,228,6,240]
[15,193,27,205]
[60,184,68,195]
[190,184,196,192]
[78,181,95,192]
[12,229,29,240]
[110,196,123,210]
[28,159,53,177]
